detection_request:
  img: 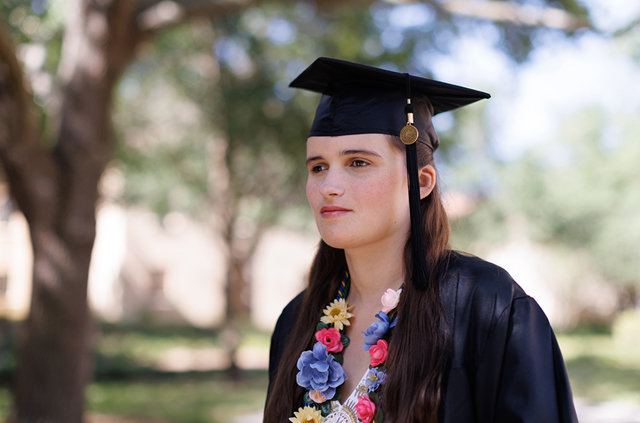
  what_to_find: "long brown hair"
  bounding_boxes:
[264,136,451,422]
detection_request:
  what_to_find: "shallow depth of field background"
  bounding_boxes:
[1,0,639,422]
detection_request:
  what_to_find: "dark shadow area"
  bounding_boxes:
[0,318,18,384]
[98,321,220,339]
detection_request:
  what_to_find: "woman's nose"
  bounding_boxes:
[319,170,345,198]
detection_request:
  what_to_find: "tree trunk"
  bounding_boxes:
[13,228,94,422]
[2,0,139,420]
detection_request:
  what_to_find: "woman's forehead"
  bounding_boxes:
[306,134,393,153]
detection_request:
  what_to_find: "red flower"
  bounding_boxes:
[355,395,376,423]
[315,328,344,353]
[369,339,388,367]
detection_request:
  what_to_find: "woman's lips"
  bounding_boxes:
[320,206,351,218]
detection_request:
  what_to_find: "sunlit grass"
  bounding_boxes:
[0,371,267,423]
[87,371,267,423]
[557,330,640,404]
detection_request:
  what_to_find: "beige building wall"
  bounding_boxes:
[0,195,316,331]
[0,211,32,320]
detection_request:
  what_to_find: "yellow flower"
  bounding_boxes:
[289,406,324,423]
[320,298,353,331]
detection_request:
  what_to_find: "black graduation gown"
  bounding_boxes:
[266,252,579,422]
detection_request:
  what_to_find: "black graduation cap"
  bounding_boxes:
[290,57,490,148]
[290,57,490,290]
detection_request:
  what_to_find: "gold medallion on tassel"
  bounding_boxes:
[400,122,419,145]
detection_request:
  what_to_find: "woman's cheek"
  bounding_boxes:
[306,179,319,208]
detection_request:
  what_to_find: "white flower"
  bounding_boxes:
[320,298,353,331]
[289,406,324,423]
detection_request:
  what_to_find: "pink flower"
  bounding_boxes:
[369,339,388,367]
[309,389,327,404]
[381,288,401,313]
[315,327,344,353]
[355,395,376,423]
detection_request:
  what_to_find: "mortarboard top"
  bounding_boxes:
[289,57,490,148]
[290,57,490,290]
[290,56,490,115]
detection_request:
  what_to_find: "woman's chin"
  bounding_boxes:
[320,234,363,250]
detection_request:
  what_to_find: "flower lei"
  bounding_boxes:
[290,272,402,423]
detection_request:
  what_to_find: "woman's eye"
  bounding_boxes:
[310,164,327,174]
[351,159,369,168]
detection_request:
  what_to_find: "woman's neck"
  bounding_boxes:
[344,238,405,308]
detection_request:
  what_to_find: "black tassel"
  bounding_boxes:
[403,74,429,291]
[405,142,429,290]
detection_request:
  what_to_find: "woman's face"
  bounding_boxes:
[306,133,411,251]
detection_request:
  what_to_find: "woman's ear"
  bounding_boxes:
[419,164,436,199]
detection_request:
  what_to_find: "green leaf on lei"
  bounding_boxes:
[369,392,383,422]
[320,401,332,416]
[316,321,329,331]
[341,334,350,347]
[303,391,314,405]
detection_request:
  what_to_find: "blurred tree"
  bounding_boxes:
[0,0,597,421]
[504,106,640,306]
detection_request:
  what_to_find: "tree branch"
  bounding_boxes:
[135,0,253,33]
[0,23,59,226]
[133,0,594,40]
[53,0,143,244]
[422,0,592,31]
[134,0,373,34]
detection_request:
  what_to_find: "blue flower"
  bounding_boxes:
[296,342,347,400]
[362,311,396,351]
[365,367,387,392]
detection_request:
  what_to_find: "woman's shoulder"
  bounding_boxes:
[442,252,544,365]
[444,251,528,306]
[268,290,306,385]
[273,290,306,332]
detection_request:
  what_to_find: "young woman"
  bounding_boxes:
[264,57,578,423]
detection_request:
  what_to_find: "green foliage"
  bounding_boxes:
[1,0,64,45]
[87,371,268,423]
[1,0,65,140]
[111,0,593,226]
[113,3,421,227]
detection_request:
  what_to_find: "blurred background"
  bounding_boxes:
[0,0,639,422]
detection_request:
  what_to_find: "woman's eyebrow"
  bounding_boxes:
[305,155,323,165]
[306,149,382,165]
[340,149,382,158]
